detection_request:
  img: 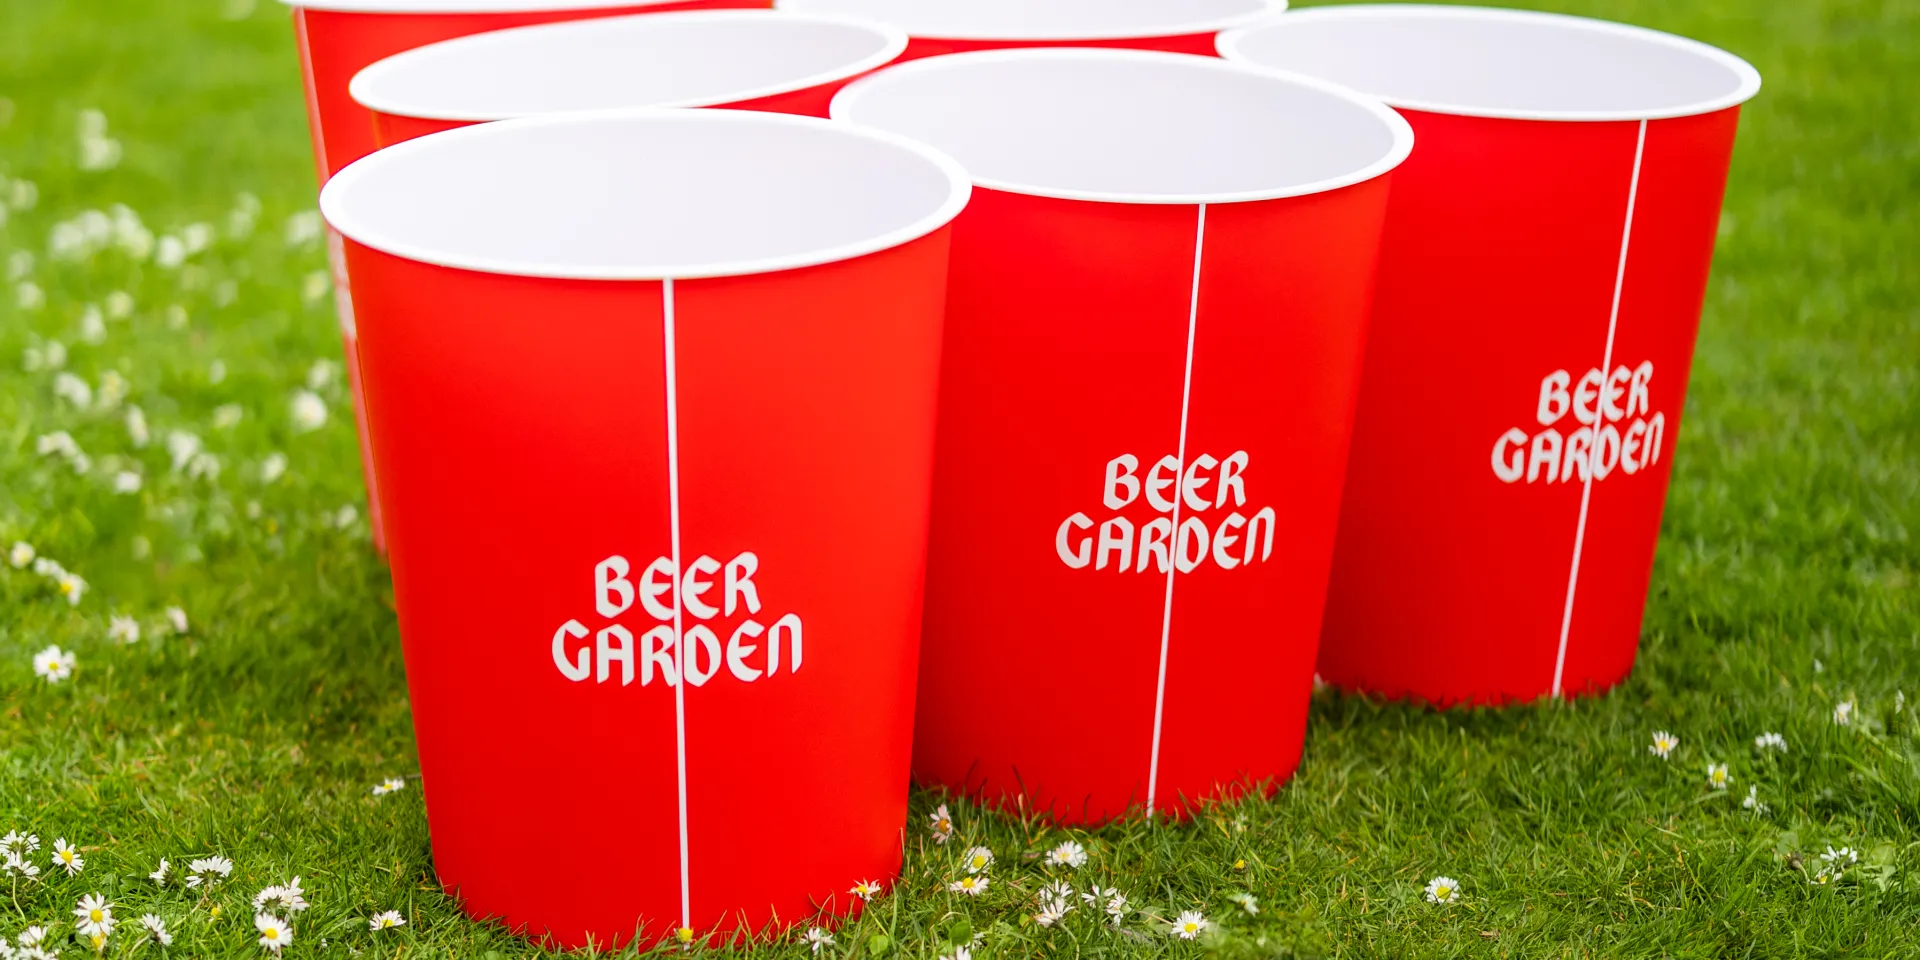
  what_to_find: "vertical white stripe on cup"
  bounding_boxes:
[1146,203,1207,820]
[1551,119,1648,698]
[662,277,693,930]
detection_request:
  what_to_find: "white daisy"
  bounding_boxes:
[186,855,233,887]
[367,911,405,931]
[802,927,833,953]
[213,404,244,430]
[938,948,971,960]
[1834,700,1855,726]
[1,832,39,856]
[1424,876,1461,905]
[1034,903,1068,927]
[57,573,86,605]
[126,406,150,448]
[947,875,989,896]
[371,777,405,796]
[1170,910,1208,940]
[9,542,34,568]
[112,471,142,494]
[108,616,140,644]
[1820,846,1859,870]
[848,879,883,901]
[139,915,171,946]
[255,913,292,953]
[1044,840,1087,869]
[1741,785,1769,814]
[166,431,202,473]
[19,926,46,947]
[32,645,76,683]
[165,607,188,635]
[1754,731,1787,752]
[928,803,955,845]
[1648,730,1679,759]
[74,893,115,937]
[290,391,327,432]
[52,838,83,875]
[149,859,169,885]
[1038,880,1074,905]
[1809,871,1834,886]
[2,851,40,879]
[1707,763,1732,790]
[301,271,330,305]
[260,452,288,485]
[53,373,92,408]
[960,845,993,874]
[284,211,322,248]
[307,360,337,390]
[252,877,309,913]
[94,371,128,411]
[1229,892,1259,915]
[77,306,106,345]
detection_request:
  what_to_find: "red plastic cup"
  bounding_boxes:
[833,50,1412,823]
[284,0,769,552]
[777,0,1286,59]
[1219,5,1762,705]
[351,10,909,146]
[318,109,969,946]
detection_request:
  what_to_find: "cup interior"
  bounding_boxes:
[351,11,907,121]
[319,110,970,279]
[830,49,1410,204]
[1218,4,1761,121]
[775,0,1282,41]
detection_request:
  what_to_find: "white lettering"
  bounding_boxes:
[683,625,721,687]
[1103,454,1140,509]
[724,552,761,616]
[1492,428,1528,483]
[1136,517,1171,574]
[1212,513,1245,569]
[596,624,634,686]
[1096,517,1134,571]
[639,557,676,621]
[726,620,765,682]
[552,619,590,682]
[681,555,721,620]
[1144,456,1180,513]
[594,555,634,618]
[1181,454,1218,512]
[1057,513,1094,568]
[1216,451,1248,508]
[1538,370,1571,425]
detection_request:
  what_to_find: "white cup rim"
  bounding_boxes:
[774,0,1287,43]
[1217,3,1762,122]
[830,47,1414,206]
[281,0,683,13]
[350,10,908,122]
[319,108,973,280]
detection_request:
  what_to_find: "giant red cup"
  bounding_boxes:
[318,109,969,946]
[284,0,768,553]
[833,50,1412,823]
[777,0,1285,59]
[1219,5,1762,705]
[351,10,909,146]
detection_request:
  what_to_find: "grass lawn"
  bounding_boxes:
[1,0,1916,956]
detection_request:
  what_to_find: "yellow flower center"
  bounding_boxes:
[266,930,279,941]
[676,927,694,943]
[91,910,104,921]
[61,851,73,862]
[60,581,75,594]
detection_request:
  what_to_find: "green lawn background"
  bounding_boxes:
[0,0,1916,956]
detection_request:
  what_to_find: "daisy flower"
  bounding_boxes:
[1,832,38,857]
[1229,892,1259,915]
[112,471,142,494]
[1707,763,1731,790]
[74,893,115,937]
[149,859,169,885]
[108,615,140,644]
[1082,885,1129,926]
[255,913,292,953]
[947,875,989,896]
[802,927,833,953]
[8,542,32,568]
[260,452,288,485]
[960,845,993,874]
[1034,903,1068,927]
[1754,732,1787,752]
[848,879,883,901]
[1741,786,1769,814]
[186,855,233,887]
[1820,846,1859,870]
[290,391,328,432]
[371,777,405,796]
[1424,876,1461,905]
[139,915,171,946]
[1648,730,1679,759]
[19,927,46,947]
[1044,840,1087,869]
[165,607,188,634]
[213,404,243,430]
[57,573,86,605]
[928,803,954,845]
[52,838,83,875]
[1834,700,1855,726]
[1038,880,1074,904]
[2,851,40,879]
[1809,871,1835,886]
[32,645,76,683]
[252,877,309,913]
[939,949,971,960]
[126,406,150,448]
[368,911,405,931]
[1170,910,1208,940]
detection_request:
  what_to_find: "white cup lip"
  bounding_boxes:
[350,10,909,122]
[829,47,1414,206]
[775,0,1287,43]
[281,0,681,13]
[318,108,973,281]
[1217,4,1762,122]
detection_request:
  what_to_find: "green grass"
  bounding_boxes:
[1,0,1916,956]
